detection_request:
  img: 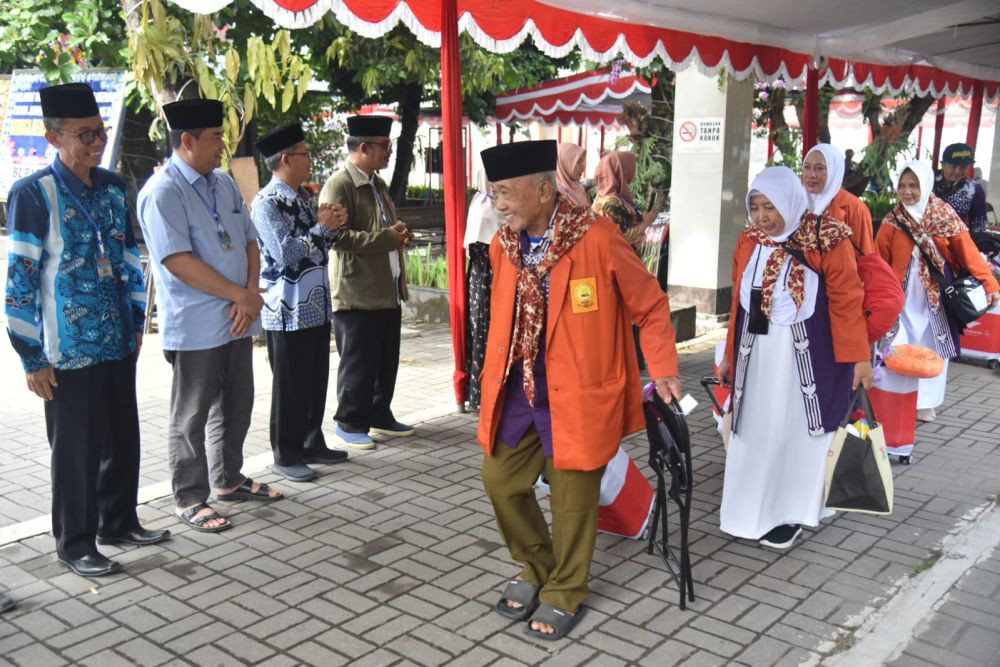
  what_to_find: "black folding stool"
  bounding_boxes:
[642,390,695,610]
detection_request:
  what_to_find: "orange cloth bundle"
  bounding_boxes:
[884,344,945,378]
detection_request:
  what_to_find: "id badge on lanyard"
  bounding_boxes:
[52,165,116,281]
[95,242,114,280]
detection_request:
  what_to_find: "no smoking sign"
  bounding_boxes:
[674,117,724,154]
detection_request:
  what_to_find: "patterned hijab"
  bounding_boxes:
[556,143,590,208]
[497,195,594,404]
[594,151,636,209]
[744,166,849,316]
[804,144,845,215]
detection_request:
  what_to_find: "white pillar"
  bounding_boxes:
[667,68,753,319]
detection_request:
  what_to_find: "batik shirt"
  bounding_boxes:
[5,157,145,373]
[934,177,988,232]
[252,177,343,331]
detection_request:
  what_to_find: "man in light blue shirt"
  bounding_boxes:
[138,99,283,533]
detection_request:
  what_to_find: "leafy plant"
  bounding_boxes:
[405,243,448,289]
[862,190,898,220]
[127,0,312,158]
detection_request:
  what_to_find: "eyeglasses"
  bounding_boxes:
[366,140,393,151]
[58,125,109,146]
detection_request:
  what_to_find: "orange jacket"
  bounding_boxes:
[477,217,679,471]
[876,221,1000,294]
[724,232,870,369]
[827,189,875,256]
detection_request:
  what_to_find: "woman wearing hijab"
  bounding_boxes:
[875,161,999,432]
[802,144,875,255]
[465,160,503,411]
[556,143,590,208]
[717,166,872,550]
[592,151,659,249]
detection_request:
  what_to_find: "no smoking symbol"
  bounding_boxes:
[679,121,698,142]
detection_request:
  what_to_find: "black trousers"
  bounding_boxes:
[266,323,331,465]
[332,308,401,432]
[44,357,141,560]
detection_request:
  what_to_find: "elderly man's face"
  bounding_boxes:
[491,175,553,234]
[45,115,107,172]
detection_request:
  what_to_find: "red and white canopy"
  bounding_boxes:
[495,68,651,127]
[169,0,1000,98]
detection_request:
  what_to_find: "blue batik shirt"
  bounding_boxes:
[4,157,145,373]
[251,177,343,331]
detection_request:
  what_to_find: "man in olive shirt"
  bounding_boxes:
[319,115,414,450]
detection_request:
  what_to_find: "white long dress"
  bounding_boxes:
[720,247,834,540]
[897,250,950,410]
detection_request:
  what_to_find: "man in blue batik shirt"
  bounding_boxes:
[4,83,169,579]
[138,98,283,535]
[251,123,350,482]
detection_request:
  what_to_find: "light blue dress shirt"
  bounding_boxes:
[137,155,261,351]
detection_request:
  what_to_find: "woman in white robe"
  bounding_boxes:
[718,167,872,550]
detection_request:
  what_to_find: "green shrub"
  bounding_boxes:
[405,243,448,289]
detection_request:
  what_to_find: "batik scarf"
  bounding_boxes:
[745,213,852,316]
[497,195,594,404]
[885,196,965,310]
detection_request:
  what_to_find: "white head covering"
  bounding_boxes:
[746,166,809,243]
[804,144,845,215]
[465,156,502,247]
[898,159,935,222]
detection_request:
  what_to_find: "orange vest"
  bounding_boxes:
[827,188,875,256]
[477,217,679,471]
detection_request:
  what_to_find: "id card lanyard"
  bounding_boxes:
[171,163,235,251]
[50,165,115,280]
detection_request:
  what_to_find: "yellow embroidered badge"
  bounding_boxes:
[570,277,599,313]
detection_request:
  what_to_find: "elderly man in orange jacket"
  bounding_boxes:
[476,140,682,641]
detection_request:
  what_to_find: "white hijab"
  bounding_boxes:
[804,144,845,215]
[746,166,809,243]
[899,159,935,222]
[464,157,502,247]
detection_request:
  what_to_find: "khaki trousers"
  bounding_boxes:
[481,427,604,612]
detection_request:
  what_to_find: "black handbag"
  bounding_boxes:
[896,223,988,327]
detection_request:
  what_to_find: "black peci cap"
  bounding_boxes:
[346,115,392,138]
[480,140,558,182]
[163,99,225,131]
[39,83,100,119]
[256,123,305,158]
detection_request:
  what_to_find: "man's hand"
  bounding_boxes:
[27,367,58,401]
[654,376,683,403]
[989,291,1000,309]
[228,287,265,337]
[391,220,413,249]
[318,202,347,231]
[853,360,874,390]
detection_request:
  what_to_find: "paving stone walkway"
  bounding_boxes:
[1,321,998,666]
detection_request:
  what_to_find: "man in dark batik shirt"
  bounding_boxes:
[252,123,350,482]
[935,143,988,232]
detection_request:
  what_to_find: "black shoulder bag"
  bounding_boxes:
[894,223,988,328]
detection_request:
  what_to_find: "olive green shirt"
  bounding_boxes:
[319,161,408,311]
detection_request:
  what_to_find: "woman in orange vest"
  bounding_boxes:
[875,160,999,435]
[718,166,872,551]
[802,143,875,255]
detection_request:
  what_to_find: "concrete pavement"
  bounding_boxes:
[1,321,999,665]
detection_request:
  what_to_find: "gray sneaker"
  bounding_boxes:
[271,463,317,482]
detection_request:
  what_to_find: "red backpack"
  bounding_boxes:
[856,253,904,343]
